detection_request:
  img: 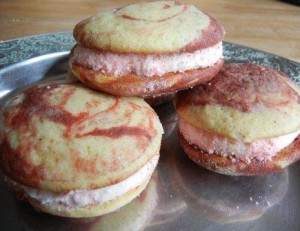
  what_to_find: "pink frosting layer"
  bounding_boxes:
[70,42,222,77]
[11,154,159,210]
[179,118,300,163]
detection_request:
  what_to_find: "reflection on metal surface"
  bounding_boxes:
[0,89,11,98]
[149,112,187,226]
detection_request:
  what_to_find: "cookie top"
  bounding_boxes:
[0,82,163,192]
[73,1,224,53]
[175,63,300,142]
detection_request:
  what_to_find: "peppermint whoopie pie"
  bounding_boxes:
[0,82,163,217]
[69,1,225,97]
[175,63,300,175]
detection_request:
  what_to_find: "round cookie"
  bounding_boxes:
[174,63,300,175]
[0,81,163,217]
[69,1,225,97]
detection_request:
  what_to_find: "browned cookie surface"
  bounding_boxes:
[71,59,224,97]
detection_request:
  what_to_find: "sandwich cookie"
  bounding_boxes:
[70,1,225,97]
[0,82,163,217]
[174,63,300,175]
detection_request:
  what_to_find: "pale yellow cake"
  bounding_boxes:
[74,1,214,53]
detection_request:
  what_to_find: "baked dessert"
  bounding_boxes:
[174,63,300,175]
[173,148,288,224]
[0,81,163,217]
[69,1,225,97]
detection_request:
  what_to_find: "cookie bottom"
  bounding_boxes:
[70,59,224,97]
[178,132,300,176]
[10,178,150,218]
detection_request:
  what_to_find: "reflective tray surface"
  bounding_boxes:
[0,32,300,231]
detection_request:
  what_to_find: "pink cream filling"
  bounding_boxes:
[71,42,223,77]
[179,118,300,163]
[9,154,159,210]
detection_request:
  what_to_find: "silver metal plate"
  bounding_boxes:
[0,33,299,231]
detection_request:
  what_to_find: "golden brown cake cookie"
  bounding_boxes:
[0,81,163,217]
[69,1,225,97]
[174,63,300,175]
